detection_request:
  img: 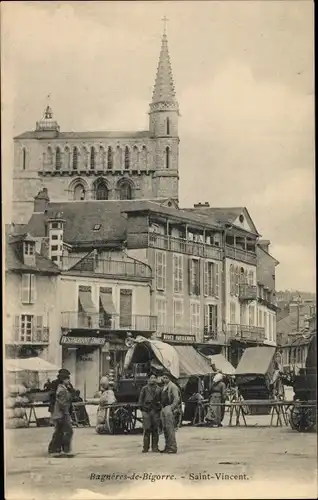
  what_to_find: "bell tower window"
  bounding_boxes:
[124,147,130,170]
[74,183,85,200]
[165,147,170,169]
[95,179,109,200]
[107,147,113,169]
[72,147,78,170]
[22,148,26,170]
[166,118,170,135]
[55,147,61,170]
[118,180,133,200]
[90,147,96,170]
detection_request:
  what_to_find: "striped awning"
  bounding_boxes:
[100,291,117,315]
[79,290,95,313]
[174,345,213,378]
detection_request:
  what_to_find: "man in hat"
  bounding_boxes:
[160,371,180,454]
[48,369,74,455]
[138,373,162,453]
[48,369,74,456]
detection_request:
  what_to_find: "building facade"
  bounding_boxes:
[12,31,180,225]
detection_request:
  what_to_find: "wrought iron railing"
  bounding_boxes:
[225,245,257,265]
[239,284,257,301]
[61,312,157,332]
[227,323,265,342]
[62,256,152,279]
[148,233,223,260]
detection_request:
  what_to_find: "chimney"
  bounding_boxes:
[194,202,210,208]
[258,239,271,253]
[34,188,50,213]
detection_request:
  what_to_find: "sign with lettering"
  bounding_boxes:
[60,336,106,347]
[162,334,196,343]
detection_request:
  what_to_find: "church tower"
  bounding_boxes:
[150,21,180,203]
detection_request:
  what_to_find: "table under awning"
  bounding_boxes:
[100,290,117,315]
[78,289,96,313]
[173,345,213,378]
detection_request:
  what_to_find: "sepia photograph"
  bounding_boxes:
[1,1,316,499]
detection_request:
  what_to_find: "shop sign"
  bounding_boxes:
[162,334,196,343]
[60,336,106,346]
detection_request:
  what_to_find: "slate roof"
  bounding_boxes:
[14,130,151,140]
[24,199,222,246]
[6,235,60,274]
[185,206,244,225]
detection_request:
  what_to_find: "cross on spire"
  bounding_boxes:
[162,15,168,35]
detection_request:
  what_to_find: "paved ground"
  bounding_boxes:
[5,409,317,500]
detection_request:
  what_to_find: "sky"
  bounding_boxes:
[1,1,315,292]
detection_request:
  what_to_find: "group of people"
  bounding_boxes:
[138,371,180,454]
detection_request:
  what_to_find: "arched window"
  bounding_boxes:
[141,146,148,169]
[90,147,96,170]
[118,180,133,200]
[64,147,71,170]
[166,117,170,135]
[132,146,139,169]
[47,146,53,167]
[165,146,170,168]
[116,146,122,169]
[55,147,61,170]
[107,147,113,169]
[124,146,130,169]
[72,147,78,170]
[73,183,85,200]
[95,179,109,200]
[22,148,26,170]
[100,146,106,170]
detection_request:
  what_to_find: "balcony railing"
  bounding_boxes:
[62,256,152,280]
[239,284,257,301]
[9,326,50,345]
[227,323,265,342]
[225,245,257,265]
[148,233,223,260]
[61,312,157,333]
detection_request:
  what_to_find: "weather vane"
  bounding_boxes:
[162,15,169,35]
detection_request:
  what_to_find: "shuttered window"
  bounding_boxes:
[190,302,200,335]
[156,298,167,332]
[189,258,200,295]
[230,302,236,324]
[119,289,132,328]
[173,299,183,329]
[203,261,220,297]
[249,305,255,326]
[269,313,273,341]
[20,314,33,342]
[173,254,183,293]
[204,304,218,334]
[21,274,36,304]
[156,251,166,291]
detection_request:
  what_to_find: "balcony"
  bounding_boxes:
[225,245,257,265]
[148,233,223,260]
[61,312,157,333]
[239,284,257,301]
[62,256,152,281]
[227,324,265,342]
[8,326,50,345]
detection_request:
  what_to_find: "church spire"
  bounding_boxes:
[36,95,60,132]
[150,20,179,114]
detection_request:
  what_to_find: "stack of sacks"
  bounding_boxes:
[6,384,29,428]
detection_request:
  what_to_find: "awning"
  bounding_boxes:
[235,346,276,376]
[173,345,213,378]
[208,354,235,375]
[5,357,60,373]
[79,290,96,313]
[100,291,117,315]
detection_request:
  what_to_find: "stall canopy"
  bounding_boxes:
[235,346,276,376]
[208,354,235,375]
[173,345,213,378]
[5,357,60,373]
[124,336,180,379]
[79,289,96,313]
[100,289,117,315]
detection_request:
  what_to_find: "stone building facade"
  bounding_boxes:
[12,31,179,224]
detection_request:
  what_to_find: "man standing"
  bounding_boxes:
[160,372,180,454]
[48,369,74,457]
[138,373,161,453]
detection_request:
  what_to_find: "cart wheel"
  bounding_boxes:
[290,405,315,432]
[125,407,137,433]
[105,407,115,434]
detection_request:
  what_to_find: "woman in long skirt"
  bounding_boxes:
[205,373,226,427]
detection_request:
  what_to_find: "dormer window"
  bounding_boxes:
[24,242,35,256]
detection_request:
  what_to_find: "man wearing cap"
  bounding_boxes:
[138,373,162,453]
[160,372,180,454]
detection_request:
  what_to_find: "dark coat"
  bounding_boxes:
[48,379,75,413]
[52,383,73,421]
[138,384,162,412]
